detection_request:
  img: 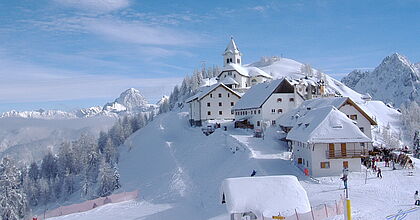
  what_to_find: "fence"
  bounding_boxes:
[263,199,344,220]
[41,190,139,219]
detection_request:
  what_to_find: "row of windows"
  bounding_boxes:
[271,109,283,114]
[207,102,234,107]
[207,111,228,116]
[297,159,348,169]
[277,98,294,102]
[226,58,240,64]
[235,109,261,116]
[210,93,230,98]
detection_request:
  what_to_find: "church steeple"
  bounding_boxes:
[223,37,242,67]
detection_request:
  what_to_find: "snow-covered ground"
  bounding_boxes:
[47,111,420,220]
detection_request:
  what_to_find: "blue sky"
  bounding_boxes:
[0,0,419,112]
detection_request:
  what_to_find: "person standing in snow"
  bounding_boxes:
[250,170,256,177]
[377,167,382,178]
[415,191,420,206]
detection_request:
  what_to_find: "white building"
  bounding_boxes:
[221,175,311,220]
[217,37,272,92]
[232,79,305,129]
[277,97,377,141]
[186,83,241,126]
[285,106,372,177]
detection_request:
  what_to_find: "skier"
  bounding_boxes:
[377,167,382,178]
[415,191,420,206]
[250,170,256,177]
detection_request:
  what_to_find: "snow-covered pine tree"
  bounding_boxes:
[121,116,133,139]
[97,160,120,197]
[0,157,27,220]
[98,131,108,154]
[103,137,118,165]
[40,152,58,181]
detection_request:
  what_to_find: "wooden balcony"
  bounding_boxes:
[325,150,369,159]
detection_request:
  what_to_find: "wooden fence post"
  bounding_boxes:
[335,200,339,215]
[295,208,300,220]
[324,204,328,218]
[311,207,315,220]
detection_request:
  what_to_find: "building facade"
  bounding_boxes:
[186,83,241,126]
[233,79,305,128]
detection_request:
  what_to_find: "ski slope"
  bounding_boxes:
[49,111,420,220]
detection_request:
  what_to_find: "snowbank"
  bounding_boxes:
[221,175,311,218]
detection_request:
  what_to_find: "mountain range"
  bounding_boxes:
[0,88,163,119]
[341,53,419,107]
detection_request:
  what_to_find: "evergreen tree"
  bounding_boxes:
[0,157,27,220]
[97,160,120,197]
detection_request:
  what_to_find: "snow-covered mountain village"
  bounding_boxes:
[0,1,419,220]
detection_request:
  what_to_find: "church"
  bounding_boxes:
[186,37,271,126]
[217,37,272,92]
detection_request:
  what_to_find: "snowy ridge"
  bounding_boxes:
[0,88,159,119]
[341,53,420,107]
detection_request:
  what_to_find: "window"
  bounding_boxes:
[306,161,309,167]
[277,98,282,102]
[237,58,240,64]
[350,115,358,120]
[234,74,236,78]
[219,102,222,107]
[228,71,232,76]
[272,120,276,125]
[228,93,230,97]
[207,103,210,107]
[359,127,364,132]
[298,158,303,164]
[229,58,233,63]
[254,110,257,114]
[226,59,229,63]
[271,109,276,113]
[360,143,365,147]
[277,109,283,113]
[257,121,261,126]
[210,94,213,98]
[231,110,234,114]
[219,111,223,115]
[207,111,211,116]
[320,162,330,169]
[343,161,349,168]
[289,98,295,102]
[231,102,234,106]
[258,110,261,114]
[218,93,222,98]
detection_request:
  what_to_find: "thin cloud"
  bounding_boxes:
[0,57,182,105]
[54,0,130,12]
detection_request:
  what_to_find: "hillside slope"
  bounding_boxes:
[49,111,420,220]
[116,111,303,219]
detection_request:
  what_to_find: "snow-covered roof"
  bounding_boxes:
[219,63,272,79]
[221,175,311,218]
[220,76,239,85]
[233,79,287,110]
[286,106,372,143]
[223,37,241,55]
[277,97,377,128]
[185,83,241,103]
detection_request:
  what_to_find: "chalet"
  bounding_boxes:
[217,37,272,92]
[286,106,372,177]
[232,79,305,129]
[221,175,311,220]
[186,83,241,126]
[276,97,377,141]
